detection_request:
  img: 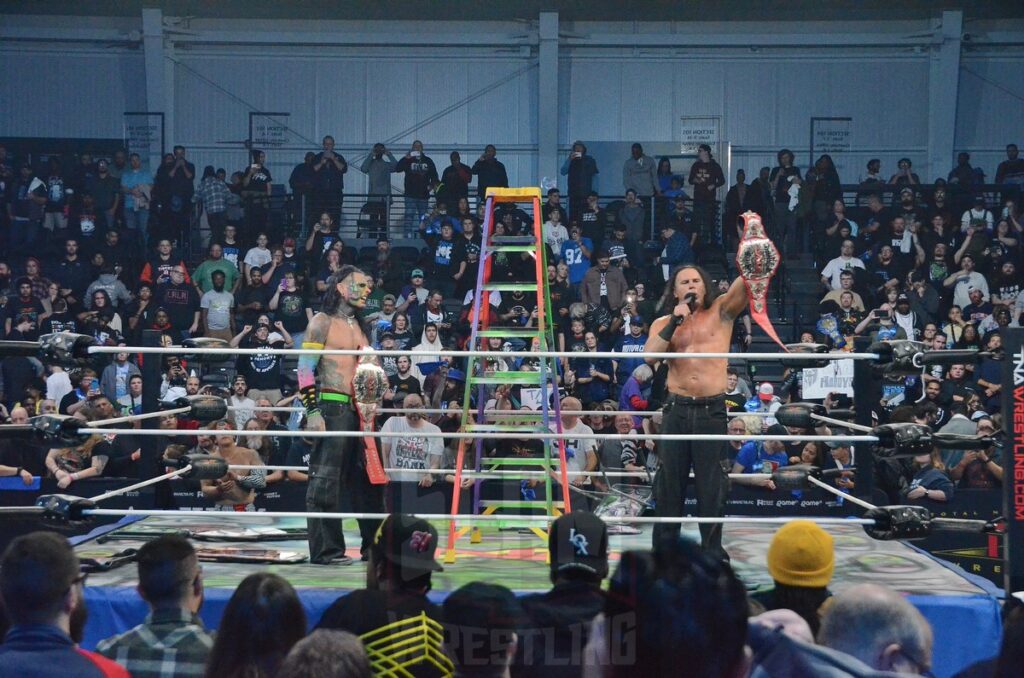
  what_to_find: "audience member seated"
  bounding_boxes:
[96,535,212,676]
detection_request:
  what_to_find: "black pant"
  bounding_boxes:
[652,394,730,560]
[305,401,384,563]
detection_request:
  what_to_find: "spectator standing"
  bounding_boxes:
[437,151,471,210]
[43,156,70,234]
[820,239,866,290]
[140,239,190,287]
[655,223,695,283]
[561,141,599,224]
[99,347,141,404]
[228,375,256,429]
[471,144,509,203]
[944,255,989,310]
[233,321,290,404]
[312,135,347,225]
[199,270,235,342]
[769,149,801,249]
[622,143,659,201]
[154,266,200,341]
[288,151,317,222]
[158,146,195,247]
[96,536,212,677]
[396,140,439,237]
[194,165,231,245]
[995,142,1024,191]
[561,225,593,288]
[580,252,627,312]
[88,159,121,232]
[687,144,726,242]
[616,189,646,244]
[192,243,240,294]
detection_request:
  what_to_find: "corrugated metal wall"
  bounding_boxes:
[564,55,932,185]
[0,48,146,138]
[171,53,537,192]
[1,35,1022,188]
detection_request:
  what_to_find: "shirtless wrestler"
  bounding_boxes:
[644,265,749,561]
[199,420,266,511]
[299,265,384,565]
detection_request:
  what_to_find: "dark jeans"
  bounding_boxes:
[652,393,730,560]
[305,401,384,563]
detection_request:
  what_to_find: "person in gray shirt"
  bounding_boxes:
[623,143,659,198]
[359,143,397,202]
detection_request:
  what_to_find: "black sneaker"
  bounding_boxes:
[360,550,369,562]
[329,555,354,566]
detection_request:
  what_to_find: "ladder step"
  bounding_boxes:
[487,245,537,254]
[479,500,567,509]
[486,187,542,201]
[482,457,558,467]
[491,235,537,244]
[476,328,543,338]
[481,283,540,292]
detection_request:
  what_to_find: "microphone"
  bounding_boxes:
[684,292,697,313]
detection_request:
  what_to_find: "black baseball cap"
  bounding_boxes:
[548,511,609,579]
[372,513,443,578]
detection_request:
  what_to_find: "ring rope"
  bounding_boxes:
[225,464,772,480]
[88,466,194,503]
[90,345,880,362]
[77,427,879,442]
[806,475,876,510]
[80,507,875,526]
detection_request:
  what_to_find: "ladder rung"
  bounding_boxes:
[491,235,537,244]
[476,328,542,338]
[478,500,567,509]
[481,283,538,292]
[487,245,537,254]
[486,187,542,200]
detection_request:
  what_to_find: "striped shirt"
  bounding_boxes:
[96,608,213,678]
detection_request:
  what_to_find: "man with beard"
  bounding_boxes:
[0,532,128,676]
[299,266,385,564]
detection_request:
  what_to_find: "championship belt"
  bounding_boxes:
[735,211,785,349]
[352,351,390,485]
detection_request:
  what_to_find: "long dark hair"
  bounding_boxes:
[205,573,307,678]
[770,583,830,637]
[656,265,718,314]
[321,265,364,315]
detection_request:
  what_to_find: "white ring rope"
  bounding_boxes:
[79,427,879,443]
[92,406,192,428]
[89,465,194,503]
[93,345,880,362]
[806,475,877,511]
[80,507,874,526]
[242,407,822,420]
[810,413,874,433]
[226,465,772,480]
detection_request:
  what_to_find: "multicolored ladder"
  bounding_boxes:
[444,187,571,564]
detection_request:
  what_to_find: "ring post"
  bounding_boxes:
[1002,327,1024,600]
[853,336,878,504]
[141,329,175,510]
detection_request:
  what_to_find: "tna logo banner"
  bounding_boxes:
[1016,347,1024,386]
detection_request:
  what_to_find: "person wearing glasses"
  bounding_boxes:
[820,583,935,676]
[0,531,129,676]
[380,393,443,514]
[96,535,212,676]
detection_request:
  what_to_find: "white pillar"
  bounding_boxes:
[927,10,962,182]
[141,8,168,166]
[537,11,559,186]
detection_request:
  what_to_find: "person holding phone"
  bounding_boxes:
[561,140,599,224]
[312,135,347,226]
[396,140,438,237]
[59,368,100,416]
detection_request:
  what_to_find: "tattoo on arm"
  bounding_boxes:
[297,313,329,390]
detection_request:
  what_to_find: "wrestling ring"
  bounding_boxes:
[0,331,1020,676]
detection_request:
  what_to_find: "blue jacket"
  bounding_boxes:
[0,624,129,677]
[660,231,695,268]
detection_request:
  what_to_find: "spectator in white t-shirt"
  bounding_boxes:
[542,209,569,261]
[380,394,443,512]
[242,232,273,278]
[550,396,598,489]
[820,240,865,290]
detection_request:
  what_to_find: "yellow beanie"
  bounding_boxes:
[766,520,835,588]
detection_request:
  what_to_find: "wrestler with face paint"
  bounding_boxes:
[297,265,384,564]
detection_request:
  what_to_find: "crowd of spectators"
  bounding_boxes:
[3,511,1021,677]
[0,139,1020,512]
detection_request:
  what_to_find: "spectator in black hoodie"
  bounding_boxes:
[437,151,471,210]
[561,141,599,224]
[471,144,509,203]
[396,140,439,237]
